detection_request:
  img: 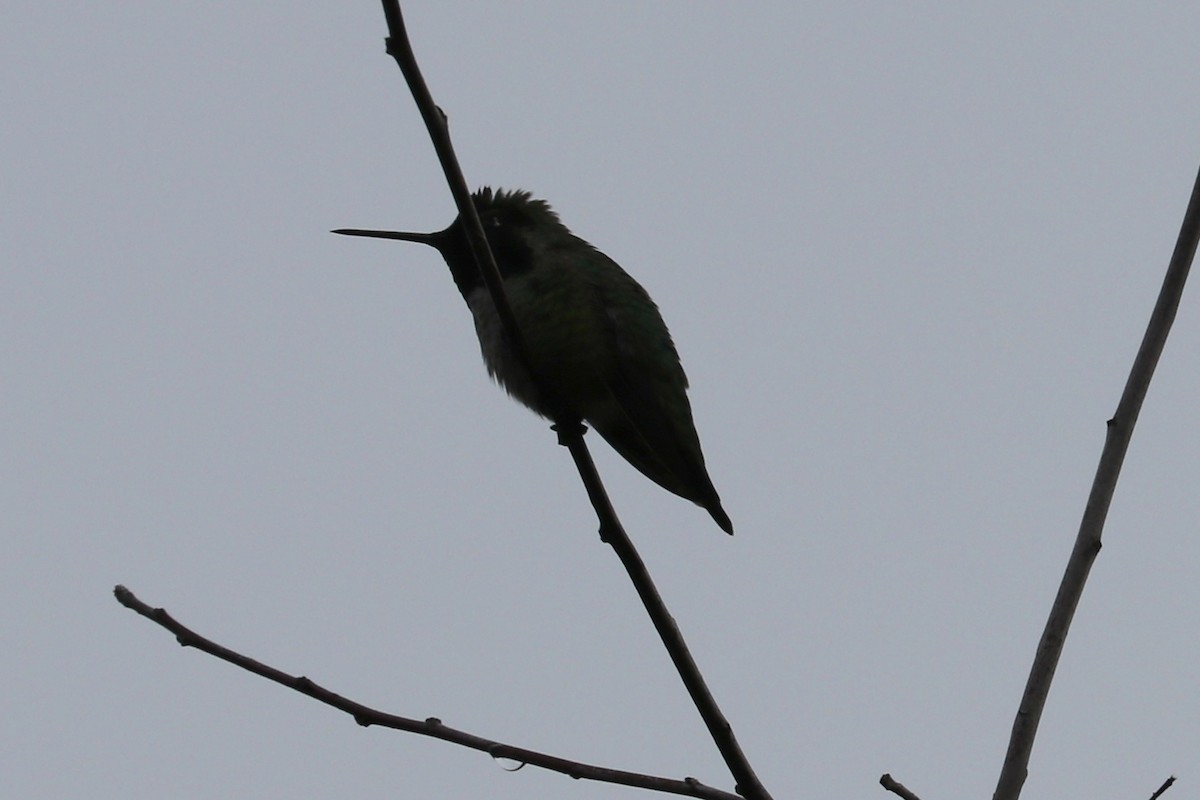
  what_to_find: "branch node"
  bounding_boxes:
[550,419,587,446]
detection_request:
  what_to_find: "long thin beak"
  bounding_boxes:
[331,228,441,248]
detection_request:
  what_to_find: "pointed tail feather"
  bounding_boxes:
[707,501,734,535]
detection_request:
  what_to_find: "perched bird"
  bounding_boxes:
[334,188,732,534]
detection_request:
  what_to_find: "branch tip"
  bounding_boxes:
[880,773,922,800]
[1148,775,1176,800]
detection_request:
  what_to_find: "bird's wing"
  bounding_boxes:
[587,258,722,511]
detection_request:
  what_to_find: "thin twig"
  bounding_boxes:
[879,773,922,800]
[113,586,741,800]
[373,4,772,800]
[1148,775,1176,800]
[992,165,1200,800]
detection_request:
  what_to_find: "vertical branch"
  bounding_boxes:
[371,4,773,799]
[992,165,1200,800]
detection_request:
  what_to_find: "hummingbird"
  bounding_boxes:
[334,187,733,534]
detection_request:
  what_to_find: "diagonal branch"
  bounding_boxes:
[558,437,771,800]
[113,585,742,800]
[373,4,772,799]
[879,773,922,800]
[992,164,1200,800]
[375,2,568,423]
[1148,775,1176,800]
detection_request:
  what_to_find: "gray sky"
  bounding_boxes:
[4,3,1198,799]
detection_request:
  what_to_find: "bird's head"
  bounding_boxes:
[333,187,571,296]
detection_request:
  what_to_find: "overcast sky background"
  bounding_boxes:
[4,4,1199,799]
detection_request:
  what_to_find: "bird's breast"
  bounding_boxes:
[465,276,611,419]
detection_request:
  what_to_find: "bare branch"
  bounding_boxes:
[371,4,772,799]
[557,434,772,800]
[879,773,922,800]
[992,166,1200,800]
[113,585,742,800]
[1148,775,1176,800]
[375,2,569,426]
